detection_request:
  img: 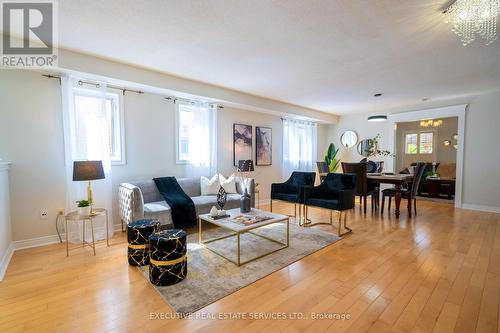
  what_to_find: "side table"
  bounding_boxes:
[64,208,109,256]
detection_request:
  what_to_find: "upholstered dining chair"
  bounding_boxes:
[341,162,379,213]
[270,171,316,220]
[302,173,357,236]
[381,162,426,217]
[316,161,329,182]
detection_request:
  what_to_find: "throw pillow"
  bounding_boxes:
[200,174,220,195]
[219,174,238,194]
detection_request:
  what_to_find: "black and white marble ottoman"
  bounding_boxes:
[149,229,187,286]
[127,219,160,266]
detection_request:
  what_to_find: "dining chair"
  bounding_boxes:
[381,162,426,217]
[341,162,379,213]
[316,161,329,182]
[270,171,316,220]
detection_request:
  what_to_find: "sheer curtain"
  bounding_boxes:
[184,102,218,177]
[61,75,114,243]
[282,118,317,179]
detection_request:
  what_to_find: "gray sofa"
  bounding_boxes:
[118,177,255,228]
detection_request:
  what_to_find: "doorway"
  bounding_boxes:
[395,117,458,203]
[387,104,466,208]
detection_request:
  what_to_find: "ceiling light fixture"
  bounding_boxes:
[420,119,443,127]
[368,115,387,122]
[444,0,500,46]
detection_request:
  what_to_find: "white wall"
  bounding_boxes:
[0,72,66,241]
[0,70,330,242]
[329,90,500,211]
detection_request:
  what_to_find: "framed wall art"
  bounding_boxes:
[256,126,272,166]
[233,123,252,166]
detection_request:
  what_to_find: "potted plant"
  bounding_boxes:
[76,199,91,216]
[364,134,394,158]
[325,143,340,172]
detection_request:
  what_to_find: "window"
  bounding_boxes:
[405,133,418,154]
[282,119,317,176]
[419,132,433,154]
[73,89,125,164]
[404,131,434,155]
[176,103,195,163]
[175,102,217,175]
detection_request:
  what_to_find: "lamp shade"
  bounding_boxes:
[72,160,105,181]
[238,160,254,172]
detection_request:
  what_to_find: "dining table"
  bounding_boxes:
[367,173,414,218]
[319,172,414,218]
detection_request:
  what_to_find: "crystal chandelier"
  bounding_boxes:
[444,0,499,45]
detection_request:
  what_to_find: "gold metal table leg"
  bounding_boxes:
[237,233,241,266]
[105,210,109,247]
[198,218,202,243]
[82,219,85,246]
[65,218,68,256]
[287,217,290,246]
[90,218,96,256]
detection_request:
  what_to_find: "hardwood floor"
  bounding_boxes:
[1,201,499,332]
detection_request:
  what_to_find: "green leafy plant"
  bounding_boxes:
[76,199,90,207]
[364,134,395,158]
[325,143,340,172]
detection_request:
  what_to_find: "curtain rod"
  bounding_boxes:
[42,74,145,95]
[164,96,224,109]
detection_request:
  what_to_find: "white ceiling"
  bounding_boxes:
[59,0,500,115]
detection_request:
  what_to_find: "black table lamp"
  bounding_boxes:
[238,159,254,172]
[73,160,105,212]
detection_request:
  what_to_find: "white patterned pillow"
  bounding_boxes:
[219,174,238,194]
[200,174,220,195]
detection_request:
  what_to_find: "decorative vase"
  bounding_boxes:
[78,206,91,216]
[217,186,227,210]
[240,188,251,213]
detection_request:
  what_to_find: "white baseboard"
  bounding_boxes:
[0,224,123,281]
[0,243,14,282]
[461,204,500,214]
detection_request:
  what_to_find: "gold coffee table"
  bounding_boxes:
[198,208,289,266]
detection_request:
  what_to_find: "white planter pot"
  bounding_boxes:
[78,206,91,216]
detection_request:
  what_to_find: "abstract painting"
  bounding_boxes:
[256,126,272,166]
[233,124,252,166]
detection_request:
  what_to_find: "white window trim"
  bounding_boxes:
[111,90,126,165]
[175,101,189,164]
[418,130,435,155]
[404,132,418,155]
[72,87,126,165]
[403,130,436,156]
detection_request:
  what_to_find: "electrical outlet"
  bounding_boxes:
[40,209,48,219]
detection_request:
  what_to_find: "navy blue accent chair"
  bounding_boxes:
[302,173,356,236]
[270,171,316,217]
